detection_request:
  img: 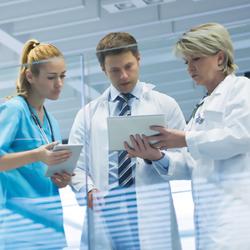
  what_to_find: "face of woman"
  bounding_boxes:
[184,52,224,91]
[28,58,66,100]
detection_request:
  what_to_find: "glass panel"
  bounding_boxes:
[139,36,197,250]
[81,36,196,250]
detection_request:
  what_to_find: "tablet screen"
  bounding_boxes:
[107,114,165,151]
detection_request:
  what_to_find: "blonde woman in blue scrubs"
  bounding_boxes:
[0,39,72,249]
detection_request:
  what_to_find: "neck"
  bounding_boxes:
[206,73,226,94]
[26,93,44,112]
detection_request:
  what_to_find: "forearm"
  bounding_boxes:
[152,149,191,180]
[0,149,40,171]
[151,153,170,177]
[186,128,250,160]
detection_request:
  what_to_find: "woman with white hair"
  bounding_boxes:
[126,23,250,250]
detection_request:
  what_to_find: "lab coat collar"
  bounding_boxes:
[109,80,142,101]
[209,74,235,97]
[102,81,155,103]
[204,74,235,116]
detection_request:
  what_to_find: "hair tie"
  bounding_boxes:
[32,42,40,48]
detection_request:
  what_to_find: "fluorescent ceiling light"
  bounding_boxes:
[115,2,136,10]
[143,0,165,4]
[102,0,175,13]
[0,29,23,54]
[0,0,31,8]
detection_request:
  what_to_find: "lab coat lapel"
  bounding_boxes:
[132,83,156,115]
[203,75,234,123]
[91,90,110,191]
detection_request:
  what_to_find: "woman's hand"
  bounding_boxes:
[145,126,187,149]
[51,171,74,188]
[124,134,163,161]
[34,142,71,165]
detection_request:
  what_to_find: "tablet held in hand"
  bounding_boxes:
[107,114,165,151]
[45,144,83,177]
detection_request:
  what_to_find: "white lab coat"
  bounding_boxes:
[166,74,250,250]
[69,82,186,250]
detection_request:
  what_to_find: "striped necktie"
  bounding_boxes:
[117,93,135,187]
[106,93,140,249]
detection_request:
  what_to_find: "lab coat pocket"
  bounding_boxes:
[203,110,224,129]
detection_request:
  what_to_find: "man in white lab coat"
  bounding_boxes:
[69,32,186,250]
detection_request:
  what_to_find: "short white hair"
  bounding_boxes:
[174,23,237,75]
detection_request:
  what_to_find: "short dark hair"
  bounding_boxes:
[96,32,139,68]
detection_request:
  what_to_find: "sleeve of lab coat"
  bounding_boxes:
[186,79,250,160]
[69,107,95,193]
[166,149,193,180]
[152,148,192,180]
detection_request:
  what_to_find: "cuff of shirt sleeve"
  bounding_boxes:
[79,184,96,193]
[152,153,170,175]
[87,183,96,193]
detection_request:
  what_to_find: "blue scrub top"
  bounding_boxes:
[0,96,66,248]
[0,96,61,198]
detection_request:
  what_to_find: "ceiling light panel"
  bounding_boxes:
[115,2,136,10]
[102,0,175,13]
[143,0,165,4]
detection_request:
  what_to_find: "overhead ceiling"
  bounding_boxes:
[0,0,250,139]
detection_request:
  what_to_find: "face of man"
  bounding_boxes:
[103,51,140,94]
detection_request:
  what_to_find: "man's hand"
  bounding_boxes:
[88,188,103,209]
[124,134,163,161]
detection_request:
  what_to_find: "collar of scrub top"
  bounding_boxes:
[23,97,55,144]
[109,80,142,102]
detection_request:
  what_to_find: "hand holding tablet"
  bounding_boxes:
[45,144,83,177]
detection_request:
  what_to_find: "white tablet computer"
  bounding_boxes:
[107,114,165,151]
[45,144,83,177]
